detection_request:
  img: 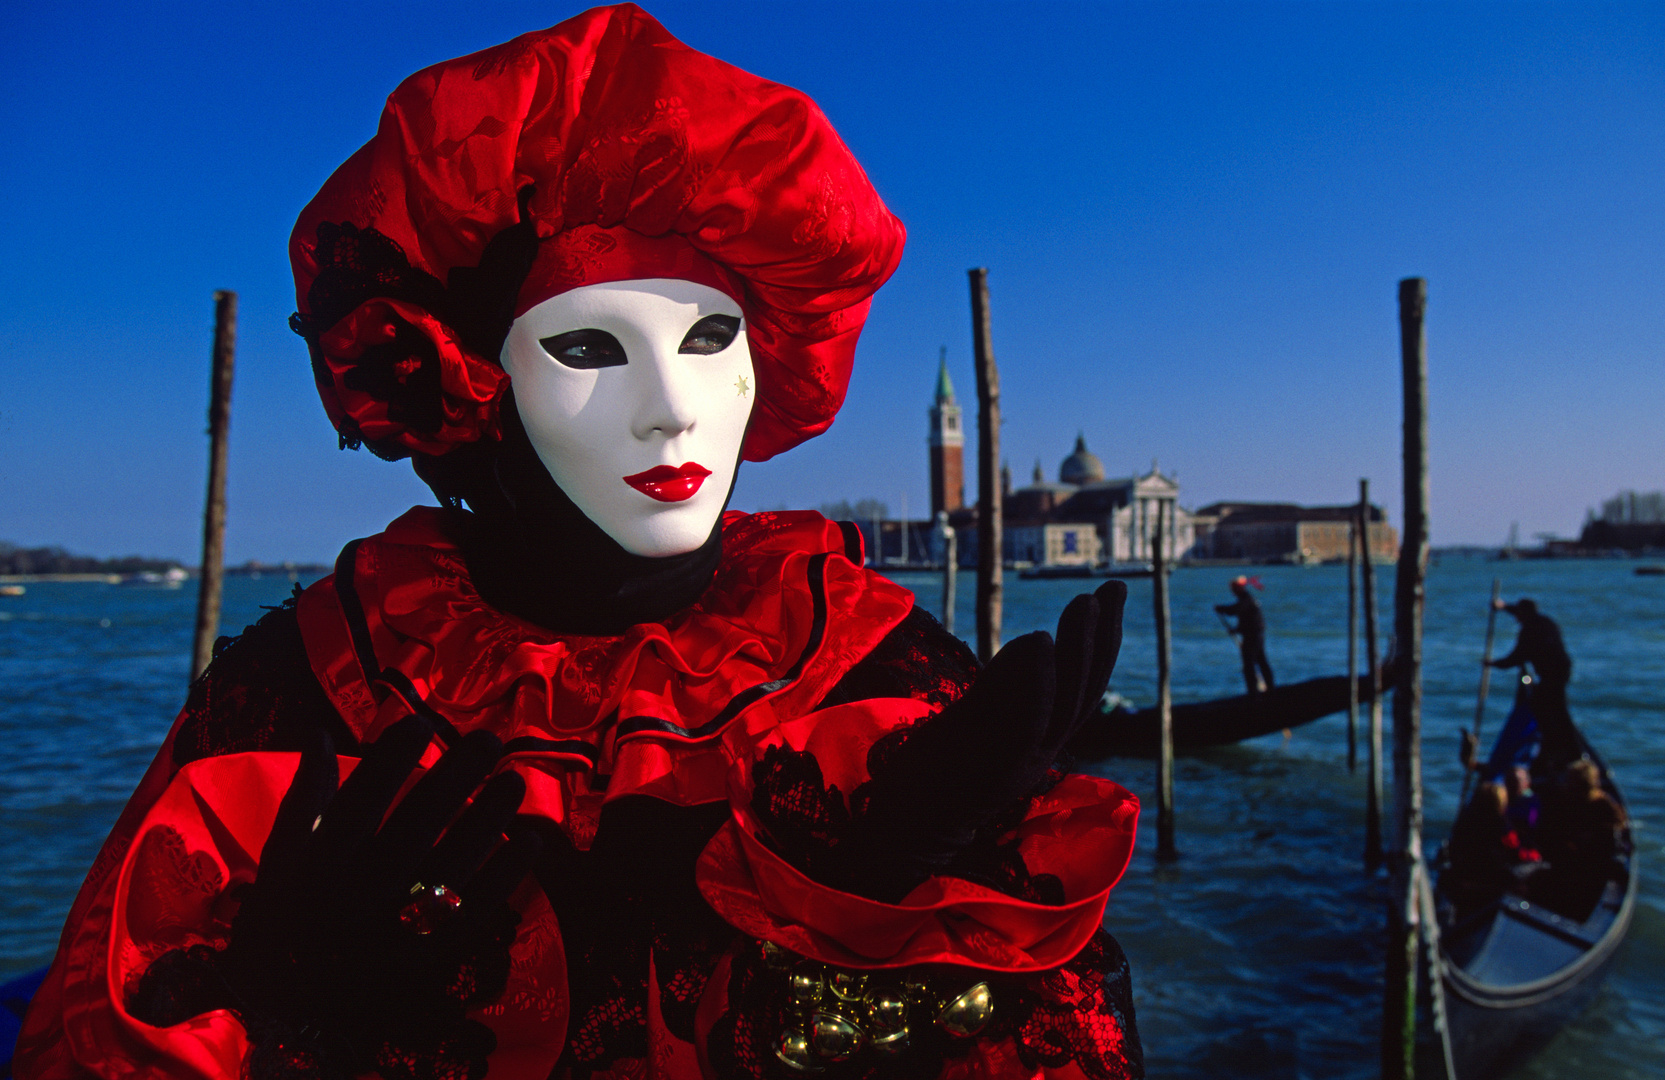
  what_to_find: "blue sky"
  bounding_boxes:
[2,1,1659,562]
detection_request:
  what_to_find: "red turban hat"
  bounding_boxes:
[289,3,905,461]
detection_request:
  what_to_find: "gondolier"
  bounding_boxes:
[1487,597,1577,769]
[1216,576,1274,695]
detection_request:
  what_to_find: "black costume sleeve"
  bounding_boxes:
[172,593,362,768]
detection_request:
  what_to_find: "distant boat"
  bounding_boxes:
[0,585,23,597]
[121,568,188,588]
[1017,563,1098,580]
[1634,565,1665,576]
[1432,676,1636,1079]
[1017,561,1154,581]
[1069,669,1389,757]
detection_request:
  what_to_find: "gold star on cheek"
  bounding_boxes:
[736,375,750,397]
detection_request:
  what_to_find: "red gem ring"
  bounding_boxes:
[399,882,462,936]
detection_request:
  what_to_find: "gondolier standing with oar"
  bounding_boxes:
[1488,597,1578,770]
[1217,575,1275,695]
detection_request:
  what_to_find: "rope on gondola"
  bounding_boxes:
[1418,854,1458,1080]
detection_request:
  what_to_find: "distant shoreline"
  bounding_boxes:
[0,565,331,584]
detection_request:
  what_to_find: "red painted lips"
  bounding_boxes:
[623,462,712,502]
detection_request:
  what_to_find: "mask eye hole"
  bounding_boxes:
[679,314,741,355]
[539,328,627,369]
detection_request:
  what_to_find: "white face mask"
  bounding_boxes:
[501,279,755,557]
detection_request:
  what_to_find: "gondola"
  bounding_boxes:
[1068,668,1390,757]
[1432,674,1637,1080]
[1016,562,1153,580]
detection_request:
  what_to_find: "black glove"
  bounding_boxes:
[130,715,541,1080]
[781,580,1126,903]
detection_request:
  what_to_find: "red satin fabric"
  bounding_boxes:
[316,298,510,455]
[704,699,1140,971]
[291,3,906,462]
[297,507,914,844]
[520,225,746,316]
[23,752,566,1080]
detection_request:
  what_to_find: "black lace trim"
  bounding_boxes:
[293,189,537,366]
[1005,929,1143,1080]
[127,904,519,1080]
[173,595,361,769]
[538,798,737,1078]
[290,190,539,461]
[815,605,979,714]
[748,736,1066,906]
[561,925,650,1077]
[126,943,236,1027]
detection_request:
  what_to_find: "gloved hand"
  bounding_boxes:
[134,715,541,1080]
[811,580,1127,902]
[1460,729,1480,772]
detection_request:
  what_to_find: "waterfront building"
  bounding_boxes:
[1005,520,1103,568]
[1004,438,1196,566]
[1579,489,1665,552]
[1192,501,1398,563]
[908,368,1398,569]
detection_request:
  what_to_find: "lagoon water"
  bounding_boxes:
[3,557,1661,1077]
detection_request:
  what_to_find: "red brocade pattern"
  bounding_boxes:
[14,509,1142,1080]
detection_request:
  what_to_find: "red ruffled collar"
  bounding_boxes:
[296,507,913,802]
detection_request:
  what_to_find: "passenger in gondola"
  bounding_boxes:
[1445,782,1525,917]
[1530,759,1628,919]
[1215,576,1274,695]
[1487,597,1578,770]
[1502,765,1541,849]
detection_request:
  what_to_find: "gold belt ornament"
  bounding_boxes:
[761,942,995,1071]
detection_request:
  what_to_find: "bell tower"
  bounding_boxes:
[928,348,964,515]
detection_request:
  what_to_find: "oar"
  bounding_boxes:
[1458,578,1503,807]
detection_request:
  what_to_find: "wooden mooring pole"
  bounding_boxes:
[1347,511,1359,773]
[190,291,237,682]
[1154,503,1177,861]
[1383,277,1429,1080]
[1361,478,1383,867]
[969,268,1002,661]
[938,510,958,636]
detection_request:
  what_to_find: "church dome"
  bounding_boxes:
[1060,433,1105,486]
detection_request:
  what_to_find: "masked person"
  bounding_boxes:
[15,8,1144,1080]
[1487,597,1577,770]
[1215,576,1274,695]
